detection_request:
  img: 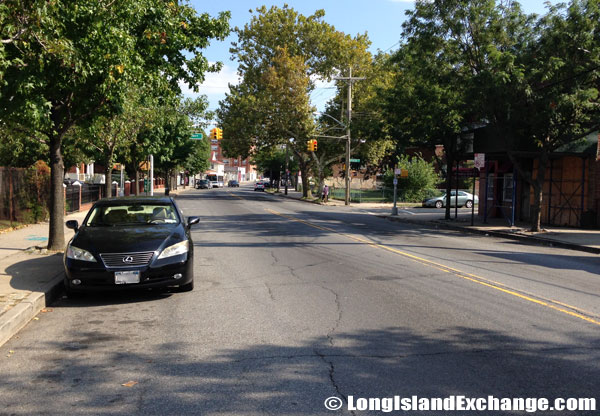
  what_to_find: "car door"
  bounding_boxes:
[449,190,457,207]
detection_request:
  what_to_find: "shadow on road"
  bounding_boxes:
[1,325,598,414]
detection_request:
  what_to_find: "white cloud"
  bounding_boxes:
[310,79,336,112]
[180,63,240,98]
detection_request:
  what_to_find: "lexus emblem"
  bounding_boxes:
[123,256,134,263]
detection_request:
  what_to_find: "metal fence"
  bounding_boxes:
[65,185,81,213]
[329,187,397,203]
[81,184,102,205]
[0,167,26,222]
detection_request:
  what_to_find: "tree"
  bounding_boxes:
[184,137,210,177]
[77,86,157,197]
[0,130,47,168]
[324,52,396,177]
[180,96,212,177]
[390,0,599,230]
[0,0,229,249]
[252,148,285,184]
[383,154,441,202]
[219,5,370,198]
[148,100,196,195]
[481,1,600,231]
[384,34,467,219]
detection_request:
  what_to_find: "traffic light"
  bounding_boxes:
[306,140,313,151]
[210,128,217,140]
[216,128,223,140]
[312,139,318,151]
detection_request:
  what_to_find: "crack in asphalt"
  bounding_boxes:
[264,283,275,302]
[314,349,356,416]
[320,285,342,347]
[269,250,279,268]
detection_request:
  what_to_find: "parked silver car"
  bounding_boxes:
[422,191,479,208]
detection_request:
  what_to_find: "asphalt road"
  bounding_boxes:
[1,185,599,415]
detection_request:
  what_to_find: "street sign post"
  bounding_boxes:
[191,133,203,140]
[474,153,485,169]
[391,168,401,216]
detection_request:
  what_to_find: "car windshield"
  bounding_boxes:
[85,203,180,226]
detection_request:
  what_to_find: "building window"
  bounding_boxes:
[486,174,494,200]
[503,174,513,202]
[211,145,218,151]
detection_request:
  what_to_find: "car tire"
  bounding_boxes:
[465,200,473,208]
[64,282,80,299]
[435,201,443,209]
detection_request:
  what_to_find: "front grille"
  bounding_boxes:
[100,252,154,268]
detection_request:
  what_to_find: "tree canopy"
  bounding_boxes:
[0,0,229,248]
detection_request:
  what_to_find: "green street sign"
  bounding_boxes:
[191,133,203,140]
[349,158,360,163]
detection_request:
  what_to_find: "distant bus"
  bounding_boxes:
[206,174,224,188]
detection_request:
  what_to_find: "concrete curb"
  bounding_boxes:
[275,192,600,254]
[380,215,600,255]
[0,271,64,347]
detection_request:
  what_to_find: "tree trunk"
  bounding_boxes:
[47,133,65,251]
[310,152,325,198]
[135,170,140,196]
[164,170,170,195]
[295,153,311,198]
[301,171,311,198]
[104,164,113,198]
[530,150,549,232]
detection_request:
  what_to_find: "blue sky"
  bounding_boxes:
[186,0,558,123]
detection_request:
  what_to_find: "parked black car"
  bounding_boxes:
[63,196,199,295]
[228,180,239,187]
[195,179,210,189]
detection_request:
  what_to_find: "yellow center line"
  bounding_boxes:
[265,208,600,327]
[227,191,245,201]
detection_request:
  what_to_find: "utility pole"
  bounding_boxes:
[285,140,290,195]
[335,67,365,205]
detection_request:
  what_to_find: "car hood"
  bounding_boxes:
[72,225,184,254]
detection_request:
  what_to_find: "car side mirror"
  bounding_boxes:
[187,216,200,228]
[66,220,79,232]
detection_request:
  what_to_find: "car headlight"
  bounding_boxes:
[66,245,97,262]
[158,240,189,259]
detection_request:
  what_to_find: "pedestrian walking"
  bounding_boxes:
[322,184,329,203]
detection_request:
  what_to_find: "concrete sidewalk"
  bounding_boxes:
[272,188,600,254]
[0,187,193,346]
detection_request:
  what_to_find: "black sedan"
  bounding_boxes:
[63,196,199,295]
[227,180,239,187]
[195,179,210,189]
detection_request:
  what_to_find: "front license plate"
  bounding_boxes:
[115,271,140,284]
